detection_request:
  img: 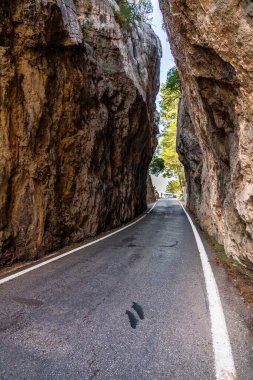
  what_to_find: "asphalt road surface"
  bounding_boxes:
[0,199,252,379]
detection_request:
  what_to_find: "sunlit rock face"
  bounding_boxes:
[160,0,253,267]
[0,0,161,266]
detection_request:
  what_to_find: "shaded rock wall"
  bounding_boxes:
[176,96,203,215]
[160,0,253,266]
[0,0,161,266]
[146,175,156,203]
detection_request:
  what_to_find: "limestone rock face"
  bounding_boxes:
[176,96,203,216]
[146,175,156,203]
[160,0,253,267]
[0,0,161,266]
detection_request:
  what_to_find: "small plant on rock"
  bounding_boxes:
[80,16,94,38]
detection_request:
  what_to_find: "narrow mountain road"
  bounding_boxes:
[0,200,252,380]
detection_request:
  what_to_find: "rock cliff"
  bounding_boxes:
[160,0,253,267]
[0,0,161,266]
[146,175,157,203]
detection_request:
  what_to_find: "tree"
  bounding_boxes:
[152,67,185,194]
[166,180,181,195]
[165,66,181,94]
[160,67,180,122]
[136,0,153,22]
[114,0,153,30]
[149,155,165,176]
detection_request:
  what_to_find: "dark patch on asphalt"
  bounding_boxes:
[0,313,27,333]
[122,237,135,243]
[90,369,100,379]
[12,297,44,308]
[128,253,142,266]
[125,310,138,329]
[128,244,136,247]
[87,354,100,379]
[132,302,144,320]
[160,240,178,248]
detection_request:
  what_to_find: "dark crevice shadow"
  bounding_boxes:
[132,302,144,320]
[125,310,138,329]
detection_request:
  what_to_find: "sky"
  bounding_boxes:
[150,0,175,195]
[150,0,175,100]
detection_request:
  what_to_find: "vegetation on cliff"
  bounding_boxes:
[113,0,153,30]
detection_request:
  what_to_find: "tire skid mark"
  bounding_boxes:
[160,240,178,248]
[125,310,138,329]
[132,302,144,320]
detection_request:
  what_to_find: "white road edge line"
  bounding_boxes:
[178,201,236,380]
[0,201,158,286]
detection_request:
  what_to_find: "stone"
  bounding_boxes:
[146,175,157,203]
[160,0,253,267]
[0,0,161,266]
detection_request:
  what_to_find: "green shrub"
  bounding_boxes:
[113,0,153,31]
